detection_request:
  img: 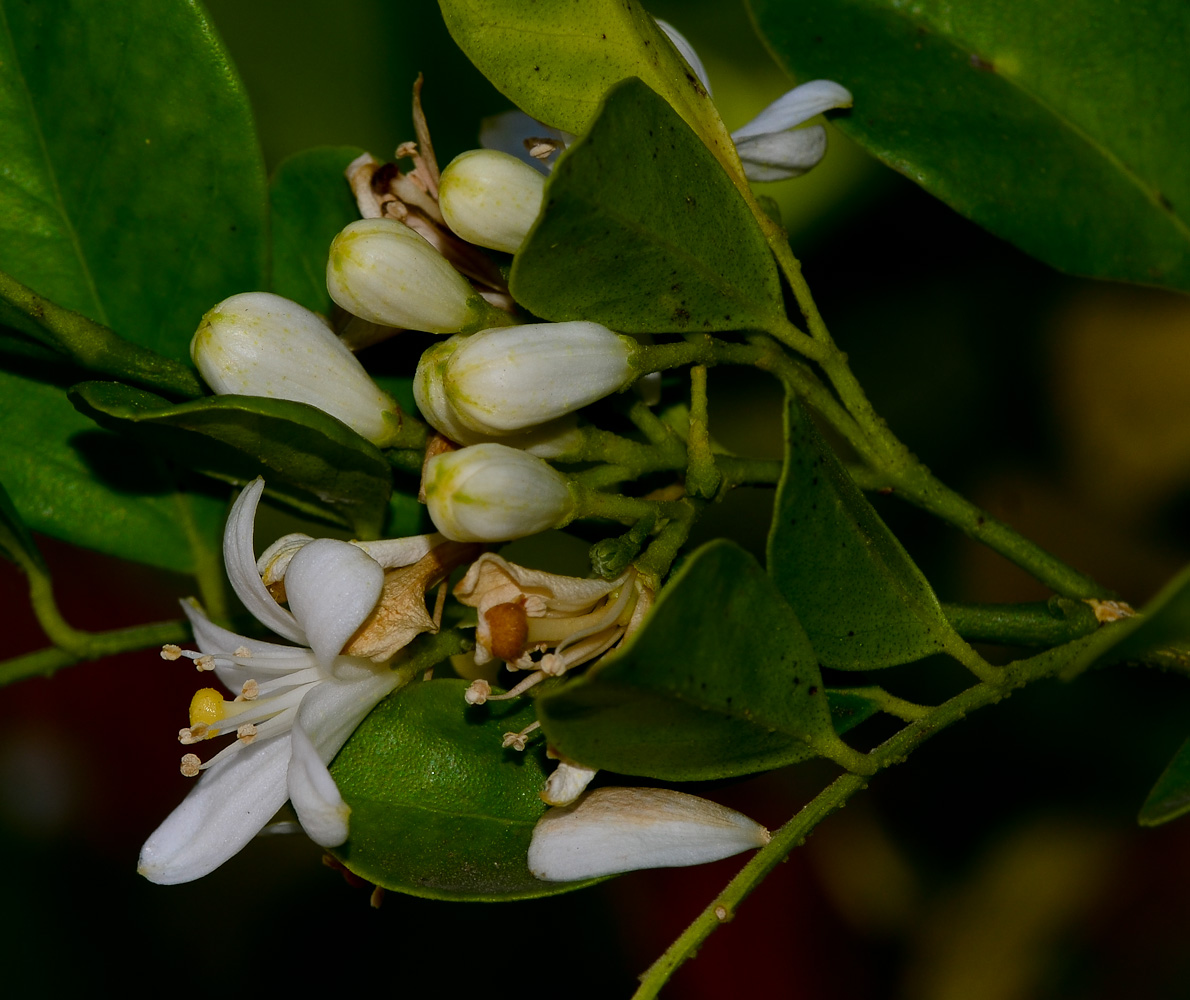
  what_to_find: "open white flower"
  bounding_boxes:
[138,479,448,884]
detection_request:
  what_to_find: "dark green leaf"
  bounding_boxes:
[1139,737,1190,827]
[537,540,849,780]
[330,678,594,900]
[512,79,786,335]
[0,476,44,574]
[270,146,365,315]
[749,0,1190,294]
[69,382,393,538]
[768,395,963,669]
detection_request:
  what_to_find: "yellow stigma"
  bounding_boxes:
[189,687,226,735]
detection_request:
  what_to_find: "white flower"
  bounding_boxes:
[326,218,507,334]
[138,479,444,884]
[423,443,577,542]
[190,292,402,447]
[528,787,770,881]
[438,149,546,254]
[414,322,637,439]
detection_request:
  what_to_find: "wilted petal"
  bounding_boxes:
[731,79,853,140]
[287,720,350,847]
[223,480,306,645]
[735,126,828,182]
[541,761,599,806]
[137,734,292,885]
[656,19,712,96]
[528,787,770,881]
[284,539,385,668]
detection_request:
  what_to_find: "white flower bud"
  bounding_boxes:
[190,292,401,447]
[439,148,546,254]
[415,322,636,438]
[326,218,497,334]
[528,787,771,881]
[424,442,575,542]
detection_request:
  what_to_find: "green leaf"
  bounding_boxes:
[512,79,786,335]
[1139,738,1190,828]
[0,0,267,562]
[437,0,744,182]
[0,476,45,574]
[270,146,365,316]
[768,395,963,669]
[0,369,224,572]
[330,678,593,900]
[537,540,848,781]
[749,0,1190,294]
[69,381,393,539]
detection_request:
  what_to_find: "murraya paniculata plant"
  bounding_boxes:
[2,0,1190,994]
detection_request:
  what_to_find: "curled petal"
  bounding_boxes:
[224,480,306,645]
[287,720,350,848]
[731,79,853,140]
[137,734,292,885]
[528,787,770,881]
[735,125,828,182]
[656,19,712,96]
[541,761,599,806]
[284,539,385,668]
[353,533,443,569]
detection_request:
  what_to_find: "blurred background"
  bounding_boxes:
[3,0,1190,994]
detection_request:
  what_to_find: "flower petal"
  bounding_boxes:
[528,787,770,881]
[284,538,385,668]
[731,79,853,140]
[736,125,828,182]
[353,533,443,569]
[223,479,306,644]
[287,718,351,847]
[655,19,712,97]
[137,733,292,884]
[181,599,317,691]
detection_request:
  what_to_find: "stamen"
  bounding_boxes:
[525,137,559,160]
[161,645,182,661]
[234,646,252,658]
[464,679,491,705]
[502,721,541,751]
[237,723,258,744]
[178,723,210,745]
[483,670,548,702]
[237,679,260,702]
[194,654,215,672]
[180,754,202,777]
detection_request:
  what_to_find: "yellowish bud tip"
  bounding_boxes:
[189,687,226,733]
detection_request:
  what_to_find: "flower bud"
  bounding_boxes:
[424,442,575,542]
[528,787,770,881]
[438,148,546,254]
[415,322,636,438]
[190,292,401,447]
[326,218,501,334]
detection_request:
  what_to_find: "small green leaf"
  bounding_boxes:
[749,0,1190,294]
[0,476,45,574]
[330,678,593,900]
[537,540,846,781]
[437,0,744,182]
[512,79,786,335]
[69,382,393,538]
[768,396,963,669]
[1139,738,1190,828]
[270,146,366,315]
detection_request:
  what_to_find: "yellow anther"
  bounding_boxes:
[189,688,226,732]
[180,753,202,777]
[161,645,182,660]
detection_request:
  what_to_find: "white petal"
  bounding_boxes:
[528,787,770,881]
[541,762,599,806]
[223,480,306,644]
[731,79,853,140]
[137,733,292,884]
[353,533,443,569]
[736,126,828,182]
[655,20,712,97]
[284,539,384,668]
[181,599,317,691]
[287,719,350,847]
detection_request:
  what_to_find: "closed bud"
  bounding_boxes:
[424,442,575,542]
[190,292,401,447]
[438,148,546,254]
[326,218,505,334]
[415,322,636,439]
[528,787,771,881]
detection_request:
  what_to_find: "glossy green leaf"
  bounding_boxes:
[0,0,267,564]
[69,382,393,538]
[512,79,785,335]
[768,395,963,669]
[0,369,224,572]
[330,678,594,900]
[537,540,848,781]
[270,146,365,316]
[437,0,744,182]
[0,476,44,574]
[1139,737,1190,828]
[749,0,1190,293]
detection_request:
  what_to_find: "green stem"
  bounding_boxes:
[685,365,720,499]
[839,685,931,722]
[635,500,700,583]
[942,599,1102,647]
